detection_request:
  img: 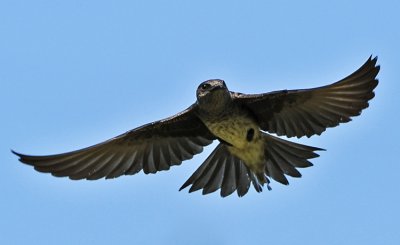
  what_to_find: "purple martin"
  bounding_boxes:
[12,56,379,197]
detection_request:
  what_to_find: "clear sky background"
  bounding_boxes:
[1,1,399,244]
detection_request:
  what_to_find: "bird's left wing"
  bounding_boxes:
[13,104,215,180]
[233,56,379,138]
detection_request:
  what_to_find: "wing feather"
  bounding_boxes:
[13,104,215,180]
[233,56,379,138]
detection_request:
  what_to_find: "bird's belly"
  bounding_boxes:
[206,116,265,171]
[206,116,259,149]
[227,139,265,167]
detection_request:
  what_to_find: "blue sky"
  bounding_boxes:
[1,0,399,244]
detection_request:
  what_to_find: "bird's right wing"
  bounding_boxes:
[13,104,215,180]
[233,56,379,138]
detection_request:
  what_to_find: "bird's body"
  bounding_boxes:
[13,56,380,197]
[196,92,266,182]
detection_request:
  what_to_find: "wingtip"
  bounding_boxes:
[11,150,25,162]
[11,150,29,165]
[369,55,380,84]
[11,149,20,156]
[368,55,379,68]
[368,54,377,61]
[10,150,35,165]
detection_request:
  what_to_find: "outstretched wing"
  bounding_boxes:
[233,56,380,138]
[13,104,215,180]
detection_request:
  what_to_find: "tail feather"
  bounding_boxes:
[263,133,324,184]
[180,134,324,197]
[179,144,260,197]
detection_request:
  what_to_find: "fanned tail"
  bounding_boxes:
[180,134,324,197]
[262,133,324,185]
[179,144,262,197]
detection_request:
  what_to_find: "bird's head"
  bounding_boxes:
[196,79,231,114]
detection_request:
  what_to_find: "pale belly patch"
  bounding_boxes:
[205,115,258,148]
[227,139,265,168]
[205,115,266,169]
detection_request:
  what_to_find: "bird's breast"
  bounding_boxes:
[205,116,265,168]
[200,109,266,171]
[205,114,260,150]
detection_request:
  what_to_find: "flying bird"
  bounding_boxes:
[12,56,380,197]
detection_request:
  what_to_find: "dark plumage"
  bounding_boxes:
[12,56,379,197]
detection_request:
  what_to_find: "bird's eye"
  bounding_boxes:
[201,83,211,90]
